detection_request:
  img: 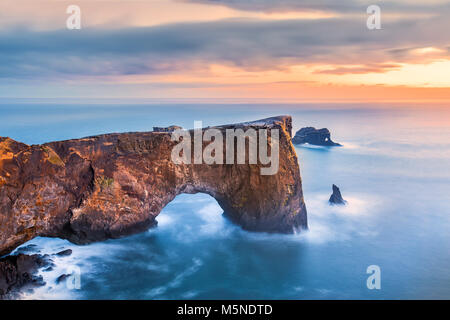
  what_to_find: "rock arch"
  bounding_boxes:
[0,116,307,256]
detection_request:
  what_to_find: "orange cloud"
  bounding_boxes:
[314,64,403,75]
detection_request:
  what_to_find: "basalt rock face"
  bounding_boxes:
[292,127,341,146]
[0,115,307,256]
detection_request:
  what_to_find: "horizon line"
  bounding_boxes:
[1,97,450,105]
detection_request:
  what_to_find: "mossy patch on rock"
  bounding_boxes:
[41,146,64,167]
[95,175,114,191]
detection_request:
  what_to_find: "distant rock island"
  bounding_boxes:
[292,127,341,146]
[329,184,347,205]
[0,116,307,257]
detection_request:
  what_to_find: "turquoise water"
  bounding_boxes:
[1,102,449,299]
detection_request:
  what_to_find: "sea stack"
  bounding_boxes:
[329,184,347,205]
[292,127,341,146]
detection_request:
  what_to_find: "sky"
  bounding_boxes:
[1,0,450,102]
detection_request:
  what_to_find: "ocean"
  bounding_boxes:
[1,101,449,299]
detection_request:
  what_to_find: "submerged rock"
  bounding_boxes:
[14,244,39,255]
[55,273,71,285]
[329,184,347,205]
[292,127,341,146]
[0,115,307,256]
[55,249,72,257]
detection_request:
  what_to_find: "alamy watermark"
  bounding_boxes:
[367,5,381,30]
[66,5,81,30]
[366,265,381,290]
[64,265,82,290]
[170,121,279,175]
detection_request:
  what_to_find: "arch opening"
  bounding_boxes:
[155,193,237,238]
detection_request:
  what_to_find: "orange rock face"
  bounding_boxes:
[0,116,307,256]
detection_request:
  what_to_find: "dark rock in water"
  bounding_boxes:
[43,266,54,272]
[329,184,347,205]
[153,125,182,132]
[15,244,39,255]
[0,115,307,256]
[292,127,341,146]
[0,253,50,299]
[55,249,72,257]
[55,273,71,284]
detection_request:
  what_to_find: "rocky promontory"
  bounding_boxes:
[0,116,307,256]
[292,127,341,146]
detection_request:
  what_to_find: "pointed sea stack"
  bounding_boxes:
[329,184,347,205]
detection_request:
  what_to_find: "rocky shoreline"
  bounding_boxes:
[0,253,50,299]
[0,246,77,299]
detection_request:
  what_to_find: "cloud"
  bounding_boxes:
[0,12,449,80]
[315,63,403,75]
[183,0,450,14]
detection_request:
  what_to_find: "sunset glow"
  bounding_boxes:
[1,0,449,102]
